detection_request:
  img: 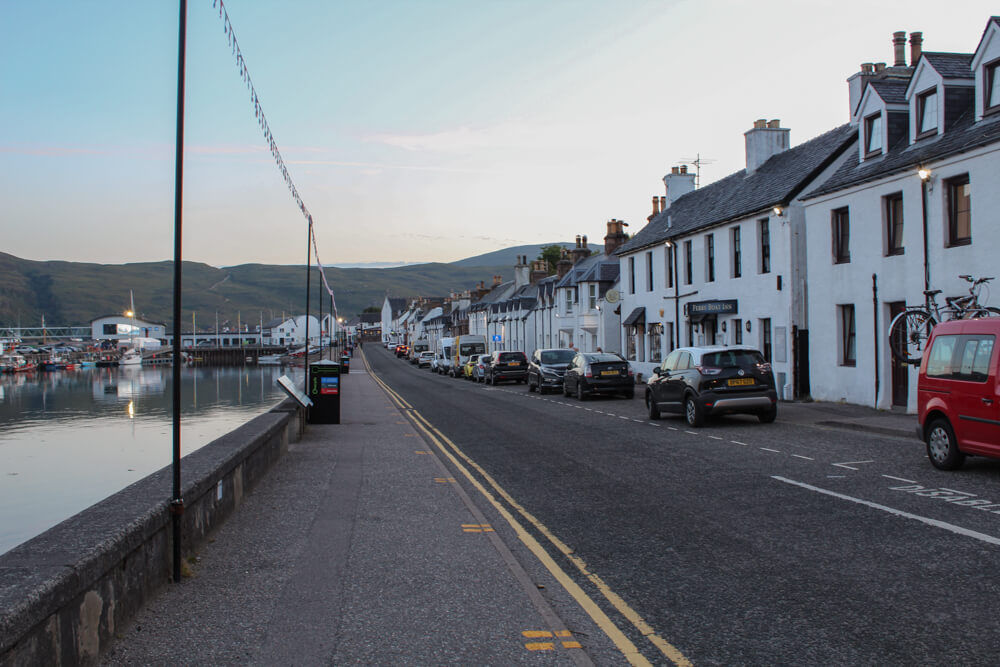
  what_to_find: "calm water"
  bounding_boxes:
[0,364,305,555]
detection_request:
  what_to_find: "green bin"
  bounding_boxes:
[308,360,341,424]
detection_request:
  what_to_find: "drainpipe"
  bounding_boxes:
[872,273,880,408]
[920,175,931,297]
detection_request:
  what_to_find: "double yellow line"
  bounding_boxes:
[364,352,692,667]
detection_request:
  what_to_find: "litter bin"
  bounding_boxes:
[308,360,341,424]
[340,353,351,372]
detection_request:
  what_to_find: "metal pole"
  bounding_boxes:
[170,0,187,584]
[304,216,312,390]
[318,266,323,360]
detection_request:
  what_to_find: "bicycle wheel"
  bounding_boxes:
[967,307,1000,319]
[888,308,937,365]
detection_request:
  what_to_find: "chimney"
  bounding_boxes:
[556,249,573,279]
[893,31,907,67]
[874,62,886,74]
[514,255,530,288]
[910,32,922,66]
[571,234,590,264]
[744,119,790,174]
[492,274,502,287]
[847,63,877,118]
[651,195,660,216]
[663,165,696,207]
[530,259,548,284]
[603,219,630,255]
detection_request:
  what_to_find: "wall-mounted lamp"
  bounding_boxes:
[772,206,784,217]
[721,321,727,332]
[664,240,674,248]
[745,320,752,333]
[917,167,932,181]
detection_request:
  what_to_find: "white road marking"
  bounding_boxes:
[708,435,723,440]
[941,487,973,495]
[619,415,630,420]
[882,475,916,483]
[832,460,875,471]
[668,427,678,431]
[684,430,698,435]
[649,423,661,427]
[760,447,781,453]
[774,476,1000,547]
[731,440,747,446]
[792,454,814,460]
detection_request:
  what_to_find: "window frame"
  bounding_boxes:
[832,207,851,264]
[758,218,771,274]
[759,318,772,362]
[705,233,715,282]
[945,173,972,247]
[731,226,742,278]
[864,112,883,157]
[646,250,654,291]
[839,304,856,367]
[883,192,904,256]
[985,57,1000,116]
[665,245,674,289]
[684,240,693,285]
[628,256,636,294]
[588,284,597,311]
[915,87,939,139]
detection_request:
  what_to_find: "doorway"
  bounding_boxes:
[888,301,908,407]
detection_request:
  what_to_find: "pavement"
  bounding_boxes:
[100,349,919,666]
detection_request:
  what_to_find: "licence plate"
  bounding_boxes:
[727,378,755,386]
[601,370,620,376]
[508,361,520,366]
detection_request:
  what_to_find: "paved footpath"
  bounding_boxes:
[101,355,621,666]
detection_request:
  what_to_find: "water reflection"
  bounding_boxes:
[0,365,304,555]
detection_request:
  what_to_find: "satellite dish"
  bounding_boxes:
[605,289,620,304]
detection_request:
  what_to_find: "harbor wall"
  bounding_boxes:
[0,398,307,666]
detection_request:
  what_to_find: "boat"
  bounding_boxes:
[1,354,36,373]
[258,354,284,366]
[120,348,143,366]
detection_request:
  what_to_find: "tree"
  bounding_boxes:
[362,306,381,313]
[537,244,564,275]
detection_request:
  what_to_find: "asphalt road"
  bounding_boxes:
[369,344,1000,667]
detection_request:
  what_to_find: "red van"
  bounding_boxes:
[918,318,1000,469]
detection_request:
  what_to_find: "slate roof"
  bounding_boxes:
[804,110,1000,199]
[923,52,974,79]
[387,297,407,314]
[869,80,909,105]
[554,252,620,288]
[359,313,380,324]
[616,123,855,255]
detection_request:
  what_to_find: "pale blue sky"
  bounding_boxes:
[2,1,996,267]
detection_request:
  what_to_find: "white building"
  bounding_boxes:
[261,315,321,347]
[801,21,1000,411]
[381,297,407,344]
[91,315,166,343]
[615,122,855,395]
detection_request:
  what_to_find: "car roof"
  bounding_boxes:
[930,318,1000,336]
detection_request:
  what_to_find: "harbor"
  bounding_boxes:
[0,363,305,555]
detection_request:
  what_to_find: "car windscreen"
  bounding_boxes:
[585,353,625,364]
[540,350,575,364]
[497,352,525,362]
[460,343,485,355]
[701,350,764,367]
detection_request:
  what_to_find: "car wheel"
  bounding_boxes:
[684,395,704,427]
[926,418,965,470]
[528,379,536,392]
[577,382,587,401]
[646,392,660,419]
[757,405,778,424]
[623,389,634,400]
[563,381,571,397]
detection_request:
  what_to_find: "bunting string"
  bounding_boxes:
[212,0,338,320]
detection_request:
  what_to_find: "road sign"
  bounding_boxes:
[492,335,502,342]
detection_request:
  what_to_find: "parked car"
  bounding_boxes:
[463,354,482,380]
[432,354,452,375]
[562,352,633,400]
[395,344,409,358]
[645,345,777,427]
[417,351,435,368]
[487,351,528,385]
[473,355,492,383]
[918,317,1000,470]
[527,348,575,394]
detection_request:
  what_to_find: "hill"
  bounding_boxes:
[451,242,603,268]
[0,251,523,330]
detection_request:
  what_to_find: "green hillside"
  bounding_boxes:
[0,252,510,330]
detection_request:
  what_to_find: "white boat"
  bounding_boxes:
[258,354,284,366]
[120,348,143,366]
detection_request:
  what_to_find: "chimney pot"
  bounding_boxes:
[671,166,679,174]
[910,31,923,66]
[659,196,666,211]
[874,62,886,73]
[679,165,687,174]
[651,196,660,215]
[861,62,874,74]
[892,31,907,67]
[754,119,767,129]
[767,119,781,129]
[582,235,588,247]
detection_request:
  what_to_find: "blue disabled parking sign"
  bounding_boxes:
[492,335,502,342]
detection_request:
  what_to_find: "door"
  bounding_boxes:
[888,302,908,407]
[951,335,1000,454]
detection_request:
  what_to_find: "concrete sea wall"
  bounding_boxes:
[0,399,306,666]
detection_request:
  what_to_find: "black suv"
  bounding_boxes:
[487,351,528,384]
[645,345,777,427]
[527,348,575,394]
[563,352,634,400]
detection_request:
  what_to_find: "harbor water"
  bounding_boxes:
[0,364,305,555]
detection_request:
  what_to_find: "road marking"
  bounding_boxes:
[462,523,495,533]
[760,447,781,453]
[882,475,917,483]
[633,419,644,423]
[526,642,555,651]
[649,423,661,427]
[774,476,1000,547]
[731,440,747,446]
[668,427,678,431]
[434,477,456,483]
[684,431,697,435]
[414,450,429,454]
[619,416,630,420]
[791,454,814,461]
[708,435,723,440]
[832,460,875,471]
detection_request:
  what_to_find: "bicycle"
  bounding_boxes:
[888,275,1000,365]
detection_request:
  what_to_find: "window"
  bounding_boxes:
[884,192,904,256]
[916,89,938,137]
[649,323,663,363]
[667,322,675,353]
[946,174,971,246]
[760,318,772,362]
[864,112,883,156]
[839,305,856,366]
[665,245,674,289]
[564,289,573,314]
[628,257,636,293]
[986,59,1000,113]
[832,207,850,264]
[758,219,770,274]
[646,251,654,291]
[732,319,743,345]
[731,226,742,278]
[926,334,996,382]
[705,234,715,282]
[588,284,597,311]
[103,324,117,335]
[684,240,693,285]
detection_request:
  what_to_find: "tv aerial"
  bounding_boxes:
[677,153,716,188]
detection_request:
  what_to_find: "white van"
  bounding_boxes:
[436,337,455,375]
[452,335,487,374]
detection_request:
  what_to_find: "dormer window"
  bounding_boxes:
[864,113,883,156]
[987,58,1000,114]
[916,89,938,138]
